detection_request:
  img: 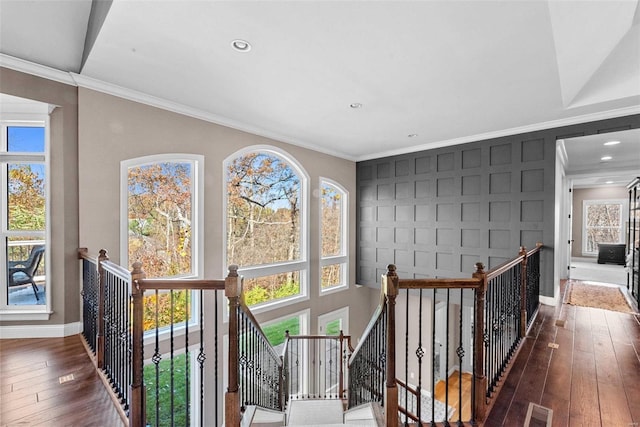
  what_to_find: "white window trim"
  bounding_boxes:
[223,145,310,313]
[0,116,51,319]
[120,154,204,279]
[319,178,349,296]
[582,199,627,256]
[317,306,349,335]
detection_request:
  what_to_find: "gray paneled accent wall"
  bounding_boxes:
[356,114,640,298]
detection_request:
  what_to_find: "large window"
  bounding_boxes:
[122,154,203,331]
[583,199,625,254]
[123,155,202,277]
[1,119,48,311]
[320,179,348,293]
[225,148,308,309]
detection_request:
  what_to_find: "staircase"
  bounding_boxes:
[245,400,380,426]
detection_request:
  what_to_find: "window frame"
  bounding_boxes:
[223,145,309,314]
[582,199,626,255]
[319,178,349,295]
[121,154,204,338]
[120,154,204,279]
[0,116,51,319]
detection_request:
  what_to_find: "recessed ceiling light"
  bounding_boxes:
[604,140,620,146]
[231,39,251,52]
[408,134,418,138]
[606,181,614,184]
[601,155,612,161]
[350,103,362,109]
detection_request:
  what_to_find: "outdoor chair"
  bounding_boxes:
[8,245,45,301]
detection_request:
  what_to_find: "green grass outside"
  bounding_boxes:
[325,318,341,336]
[144,353,189,426]
[262,317,300,347]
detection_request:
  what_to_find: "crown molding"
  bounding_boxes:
[2,54,638,163]
[0,54,76,86]
[69,73,357,161]
[356,104,640,161]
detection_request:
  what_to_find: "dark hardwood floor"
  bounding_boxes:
[0,335,124,427]
[486,279,640,426]
[2,279,639,426]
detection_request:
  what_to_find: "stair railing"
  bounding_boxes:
[283,331,353,401]
[225,266,288,426]
[350,243,543,425]
[78,248,228,427]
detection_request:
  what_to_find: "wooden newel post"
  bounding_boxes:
[519,246,528,337]
[96,249,108,369]
[472,262,488,422]
[382,264,398,427]
[129,262,146,427]
[225,265,242,427]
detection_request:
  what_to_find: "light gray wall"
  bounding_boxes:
[0,67,79,327]
[571,186,629,258]
[356,115,640,299]
[77,87,376,339]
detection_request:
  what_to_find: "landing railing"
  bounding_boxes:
[78,248,226,427]
[225,269,356,426]
[347,243,543,425]
[284,332,353,401]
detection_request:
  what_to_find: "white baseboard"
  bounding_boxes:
[0,321,82,339]
[539,295,557,307]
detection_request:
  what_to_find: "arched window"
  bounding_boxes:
[225,147,308,309]
[320,179,348,293]
[121,154,203,278]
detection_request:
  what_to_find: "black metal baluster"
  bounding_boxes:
[404,288,409,426]
[432,287,436,424]
[457,289,464,424]
[170,291,175,427]
[214,290,221,427]
[201,289,207,427]
[185,290,190,426]
[417,288,423,423]
[444,288,450,426]
[153,290,160,426]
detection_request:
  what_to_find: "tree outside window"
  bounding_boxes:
[128,161,193,278]
[3,124,47,307]
[320,180,347,292]
[124,156,201,332]
[583,200,625,254]
[226,150,305,307]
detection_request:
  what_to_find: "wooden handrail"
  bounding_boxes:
[348,300,385,365]
[237,300,283,362]
[526,242,543,257]
[398,277,482,289]
[136,278,225,291]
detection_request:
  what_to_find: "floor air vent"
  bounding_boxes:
[524,402,552,427]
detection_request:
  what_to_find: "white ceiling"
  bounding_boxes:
[0,0,639,163]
